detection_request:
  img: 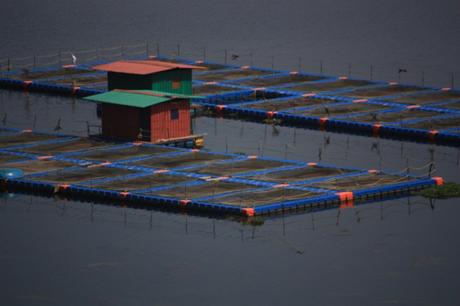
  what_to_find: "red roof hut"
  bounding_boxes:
[92,59,204,94]
[85,59,204,144]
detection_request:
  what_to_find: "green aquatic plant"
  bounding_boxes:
[418,182,460,199]
[242,217,265,226]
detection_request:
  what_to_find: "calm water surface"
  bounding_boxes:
[1,1,460,305]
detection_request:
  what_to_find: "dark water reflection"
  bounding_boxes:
[1,0,460,304]
[1,89,460,306]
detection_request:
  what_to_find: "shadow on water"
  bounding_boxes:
[0,189,441,242]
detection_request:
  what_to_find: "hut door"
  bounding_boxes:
[139,108,151,141]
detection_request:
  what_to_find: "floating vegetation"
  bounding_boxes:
[241,217,265,226]
[418,182,460,199]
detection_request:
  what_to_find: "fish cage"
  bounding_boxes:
[228,72,327,87]
[276,78,376,93]
[0,130,443,217]
[194,68,274,82]
[1,53,460,145]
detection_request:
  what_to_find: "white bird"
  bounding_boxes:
[71,53,77,65]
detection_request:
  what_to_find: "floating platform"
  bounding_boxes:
[1,55,460,145]
[0,128,442,217]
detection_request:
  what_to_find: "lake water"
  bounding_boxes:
[1,1,460,305]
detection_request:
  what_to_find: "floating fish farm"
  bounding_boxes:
[0,128,443,216]
[1,54,460,145]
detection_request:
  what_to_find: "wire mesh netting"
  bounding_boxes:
[0,153,30,164]
[146,181,255,199]
[75,145,179,162]
[278,79,374,92]
[232,74,326,87]
[383,91,460,105]
[20,138,112,155]
[92,173,192,191]
[247,166,355,183]
[5,159,75,175]
[340,109,443,123]
[202,188,321,207]
[54,75,107,87]
[191,63,229,71]
[291,103,391,117]
[183,158,292,176]
[240,97,340,111]
[10,68,99,81]
[29,166,136,184]
[193,84,241,95]
[403,117,460,130]
[130,151,235,169]
[194,69,273,82]
[0,132,60,148]
[435,101,460,110]
[307,173,411,190]
[340,85,425,98]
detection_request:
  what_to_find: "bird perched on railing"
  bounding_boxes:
[71,53,77,65]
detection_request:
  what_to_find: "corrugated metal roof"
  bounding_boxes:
[132,90,203,99]
[84,90,171,108]
[84,89,201,108]
[92,60,205,75]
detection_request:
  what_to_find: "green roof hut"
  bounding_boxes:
[85,90,200,143]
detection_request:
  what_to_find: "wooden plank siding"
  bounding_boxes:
[101,104,142,141]
[150,99,191,142]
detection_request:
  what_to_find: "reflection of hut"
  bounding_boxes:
[92,60,204,93]
[85,90,197,143]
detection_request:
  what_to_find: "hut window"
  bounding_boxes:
[170,108,179,120]
[172,80,181,89]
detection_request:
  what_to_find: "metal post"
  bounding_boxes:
[320,60,323,74]
[370,64,373,80]
[7,58,10,71]
[149,211,153,229]
[457,148,459,166]
[406,157,410,176]
[270,56,274,72]
[177,44,181,57]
